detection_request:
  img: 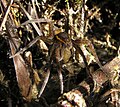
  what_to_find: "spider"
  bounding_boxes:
[36,28,103,98]
[38,31,73,98]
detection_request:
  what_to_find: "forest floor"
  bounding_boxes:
[0,0,120,107]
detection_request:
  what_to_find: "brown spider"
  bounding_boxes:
[38,31,73,98]
[36,30,103,98]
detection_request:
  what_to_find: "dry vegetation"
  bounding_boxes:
[0,0,120,107]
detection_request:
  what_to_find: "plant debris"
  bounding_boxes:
[0,0,120,107]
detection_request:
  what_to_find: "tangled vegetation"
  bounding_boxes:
[0,0,120,107]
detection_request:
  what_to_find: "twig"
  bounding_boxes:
[18,2,43,36]
[20,18,52,27]
[31,0,41,29]
[10,36,41,58]
[79,0,87,38]
[0,0,14,31]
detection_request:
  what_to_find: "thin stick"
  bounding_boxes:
[20,18,52,27]
[31,0,41,29]
[0,0,14,31]
[18,2,43,36]
[10,36,41,58]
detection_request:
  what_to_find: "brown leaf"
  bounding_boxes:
[9,41,32,101]
[5,19,32,101]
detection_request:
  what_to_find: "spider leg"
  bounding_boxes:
[38,69,50,98]
[58,68,64,94]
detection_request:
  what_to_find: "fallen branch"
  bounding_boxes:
[58,56,120,106]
